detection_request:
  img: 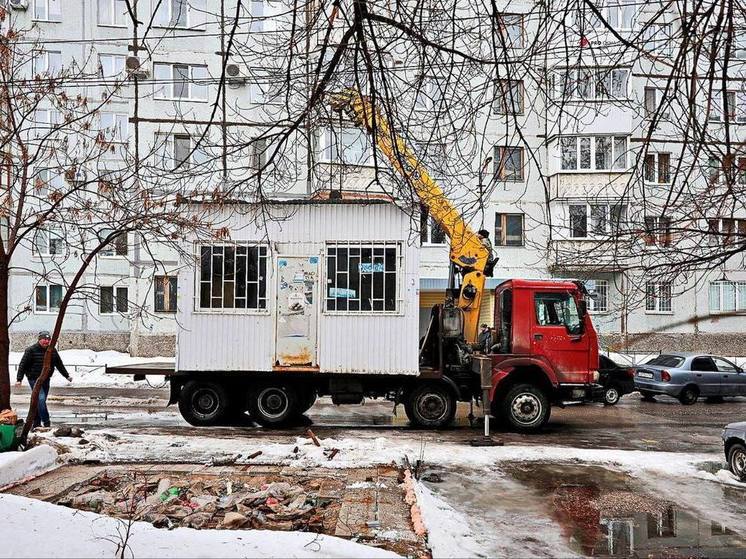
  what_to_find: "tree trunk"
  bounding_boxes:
[0,257,10,411]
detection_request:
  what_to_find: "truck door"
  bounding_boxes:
[274,256,319,367]
[531,291,589,383]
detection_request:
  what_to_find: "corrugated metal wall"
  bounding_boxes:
[177,203,420,375]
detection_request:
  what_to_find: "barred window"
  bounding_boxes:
[199,245,267,310]
[325,242,400,313]
[585,279,609,313]
[709,281,746,313]
[646,282,672,313]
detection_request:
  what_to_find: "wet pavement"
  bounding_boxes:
[10,385,746,453]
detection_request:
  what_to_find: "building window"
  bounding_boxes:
[100,286,128,314]
[153,63,208,101]
[33,0,62,21]
[414,77,443,111]
[644,88,671,119]
[33,227,64,256]
[709,281,746,313]
[420,206,446,245]
[605,0,636,30]
[154,0,189,27]
[199,244,268,310]
[249,0,267,33]
[319,127,372,165]
[569,203,626,238]
[35,283,63,313]
[643,216,672,247]
[560,136,627,171]
[248,71,281,105]
[708,218,746,246]
[155,133,210,170]
[98,0,128,26]
[99,230,128,256]
[554,68,629,101]
[585,279,609,313]
[644,152,671,184]
[98,112,129,143]
[494,146,524,181]
[250,137,268,170]
[494,80,524,114]
[495,213,524,246]
[32,51,62,76]
[646,282,673,312]
[99,54,126,78]
[325,242,400,313]
[643,23,673,57]
[708,91,738,123]
[154,276,178,313]
[497,14,524,48]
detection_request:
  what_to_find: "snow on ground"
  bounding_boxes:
[0,445,58,488]
[10,350,170,388]
[0,493,400,559]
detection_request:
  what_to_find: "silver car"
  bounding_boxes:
[634,352,746,405]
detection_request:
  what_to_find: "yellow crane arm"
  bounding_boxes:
[328,89,490,343]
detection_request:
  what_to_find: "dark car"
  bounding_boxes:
[597,355,636,405]
[722,422,746,480]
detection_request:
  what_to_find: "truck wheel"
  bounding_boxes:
[728,443,746,480]
[404,383,456,429]
[296,391,317,416]
[603,384,621,406]
[500,384,550,432]
[249,383,298,427]
[678,385,699,405]
[178,380,229,426]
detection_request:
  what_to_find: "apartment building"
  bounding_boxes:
[4,0,745,355]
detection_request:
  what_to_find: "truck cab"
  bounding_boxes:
[486,279,601,430]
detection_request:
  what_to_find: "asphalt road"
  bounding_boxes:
[11,385,746,454]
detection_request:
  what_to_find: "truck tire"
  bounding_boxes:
[249,383,298,427]
[295,391,317,416]
[404,383,456,429]
[178,380,229,426]
[499,383,550,432]
[678,385,699,405]
[603,384,621,406]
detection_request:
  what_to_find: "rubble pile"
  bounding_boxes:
[56,470,339,532]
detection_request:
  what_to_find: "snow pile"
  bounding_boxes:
[10,349,171,388]
[696,468,746,489]
[0,494,400,559]
[0,445,58,488]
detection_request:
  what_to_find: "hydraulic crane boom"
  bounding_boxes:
[328,89,492,343]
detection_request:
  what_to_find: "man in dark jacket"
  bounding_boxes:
[14,331,72,428]
[475,323,493,354]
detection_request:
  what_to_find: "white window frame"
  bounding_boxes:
[645,282,673,313]
[644,87,671,120]
[154,0,206,29]
[98,112,129,143]
[643,216,672,247]
[494,146,524,181]
[497,13,524,49]
[643,152,672,184]
[155,132,211,170]
[559,136,628,172]
[708,90,738,123]
[99,285,129,315]
[709,281,746,314]
[707,218,746,246]
[568,203,627,239]
[33,109,62,139]
[153,63,209,101]
[99,54,126,78]
[554,68,629,101]
[34,283,64,314]
[32,50,62,76]
[196,243,269,313]
[585,279,609,313]
[319,126,373,166]
[643,23,673,57]
[99,229,128,257]
[604,0,636,31]
[420,207,447,245]
[494,79,524,114]
[33,0,62,22]
[414,77,442,112]
[97,0,128,27]
[32,226,65,257]
[324,241,403,315]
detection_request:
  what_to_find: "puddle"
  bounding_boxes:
[504,462,746,558]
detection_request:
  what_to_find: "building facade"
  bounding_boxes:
[4,0,745,355]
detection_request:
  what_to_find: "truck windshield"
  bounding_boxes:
[534,292,582,334]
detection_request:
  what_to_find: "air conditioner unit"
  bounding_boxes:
[125,56,150,79]
[225,62,247,84]
[8,0,29,10]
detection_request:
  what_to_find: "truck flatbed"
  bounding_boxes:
[105,362,176,378]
